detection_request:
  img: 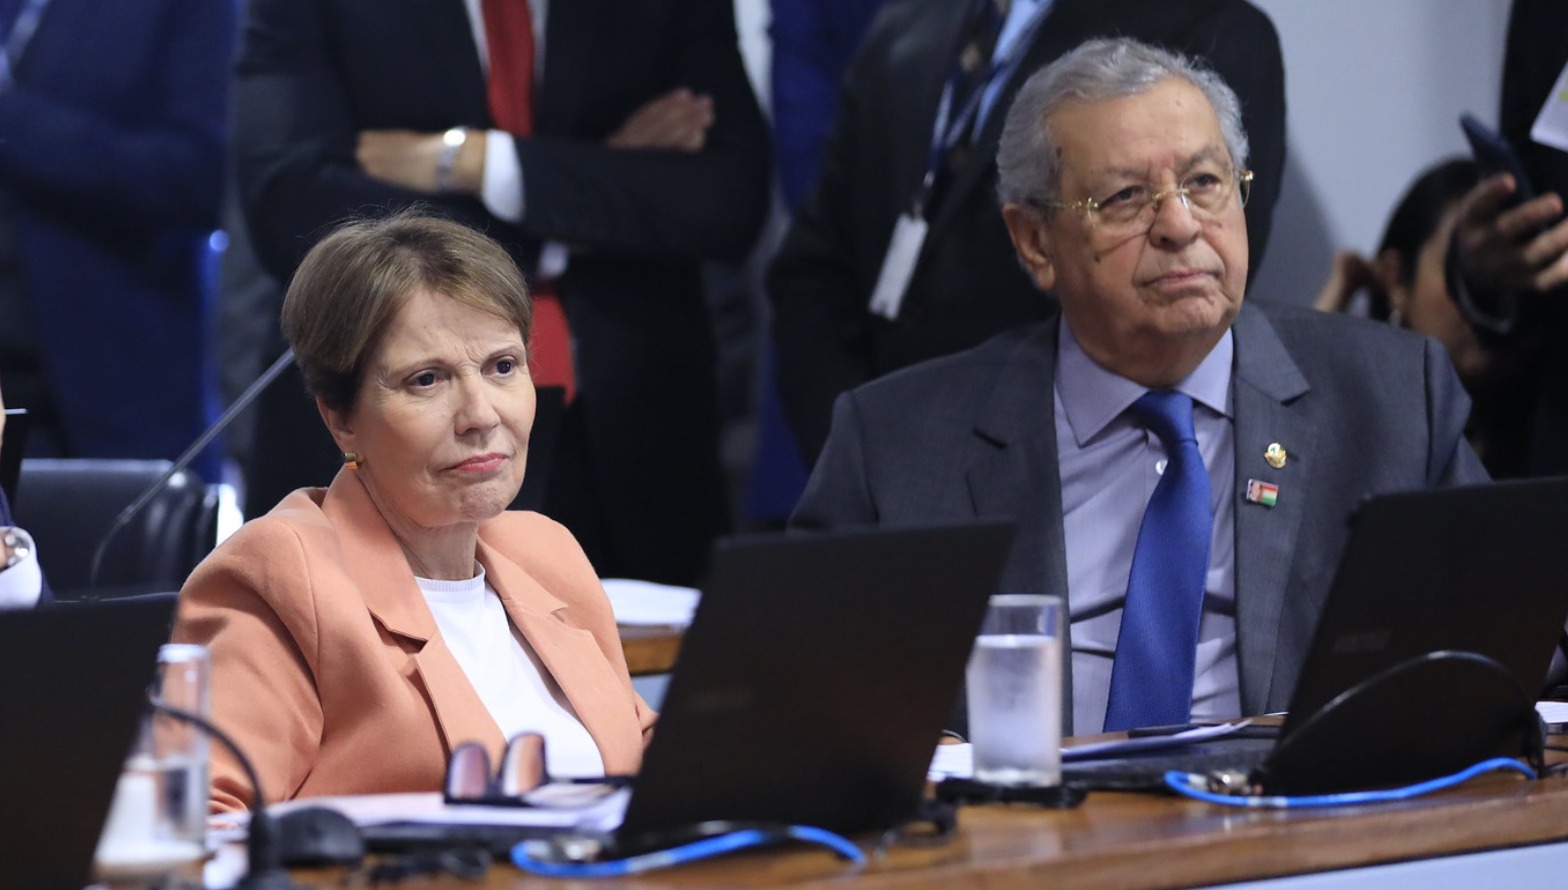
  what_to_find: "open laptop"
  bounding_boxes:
[362,520,1016,854]
[0,594,176,889]
[611,520,1015,851]
[1063,478,1568,796]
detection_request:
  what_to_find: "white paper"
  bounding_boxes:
[868,214,929,320]
[929,743,974,780]
[1530,59,1568,153]
[601,578,700,626]
[211,789,630,844]
[1536,700,1568,725]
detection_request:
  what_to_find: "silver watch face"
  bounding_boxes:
[2,529,26,568]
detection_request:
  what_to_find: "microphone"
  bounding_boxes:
[149,699,307,890]
[88,349,297,588]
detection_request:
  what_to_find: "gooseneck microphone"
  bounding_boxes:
[149,699,307,890]
[87,349,297,588]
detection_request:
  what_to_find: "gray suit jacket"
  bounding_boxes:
[792,301,1488,728]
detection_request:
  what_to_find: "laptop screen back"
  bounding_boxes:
[0,595,175,889]
[617,521,1015,849]
[1260,478,1568,793]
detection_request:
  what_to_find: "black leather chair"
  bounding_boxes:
[11,458,221,599]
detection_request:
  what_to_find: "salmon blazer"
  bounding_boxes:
[175,470,655,811]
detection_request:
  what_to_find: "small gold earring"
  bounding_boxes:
[343,451,361,470]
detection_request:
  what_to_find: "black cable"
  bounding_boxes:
[88,348,296,587]
[149,699,307,890]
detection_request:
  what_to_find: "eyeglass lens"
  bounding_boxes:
[445,742,494,800]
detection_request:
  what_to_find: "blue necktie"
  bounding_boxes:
[1103,391,1213,732]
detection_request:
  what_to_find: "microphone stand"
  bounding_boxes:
[88,349,296,588]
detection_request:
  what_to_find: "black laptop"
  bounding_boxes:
[363,521,1016,854]
[0,594,176,889]
[1064,478,1568,795]
[611,520,1015,851]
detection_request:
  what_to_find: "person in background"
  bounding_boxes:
[769,0,889,214]
[1446,0,1568,476]
[1317,159,1537,477]
[234,0,769,587]
[744,0,889,526]
[174,213,654,812]
[0,379,46,608]
[792,38,1485,736]
[0,0,232,478]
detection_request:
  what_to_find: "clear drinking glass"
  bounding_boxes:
[95,643,212,880]
[966,594,1064,787]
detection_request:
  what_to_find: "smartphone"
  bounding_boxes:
[1460,111,1537,205]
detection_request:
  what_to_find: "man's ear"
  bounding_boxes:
[317,397,356,455]
[1002,203,1057,292]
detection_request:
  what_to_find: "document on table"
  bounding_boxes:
[1537,701,1568,725]
[211,789,631,844]
[601,578,700,626]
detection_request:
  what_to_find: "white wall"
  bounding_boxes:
[1249,0,1512,306]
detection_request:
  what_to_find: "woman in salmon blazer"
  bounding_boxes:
[175,211,655,811]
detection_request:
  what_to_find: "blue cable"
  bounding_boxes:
[511,825,865,877]
[1163,757,1536,808]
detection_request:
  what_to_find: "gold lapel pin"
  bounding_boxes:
[1265,443,1287,469]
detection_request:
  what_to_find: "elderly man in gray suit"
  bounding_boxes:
[791,38,1487,735]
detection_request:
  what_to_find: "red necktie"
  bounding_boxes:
[482,0,575,401]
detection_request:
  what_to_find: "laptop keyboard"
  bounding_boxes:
[1062,737,1279,791]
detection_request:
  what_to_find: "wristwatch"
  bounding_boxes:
[435,126,469,193]
[1,527,29,571]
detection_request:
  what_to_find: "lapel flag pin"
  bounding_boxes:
[1246,479,1279,507]
[1265,442,1287,469]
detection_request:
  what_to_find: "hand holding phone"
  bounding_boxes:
[1453,112,1568,298]
[1460,112,1536,206]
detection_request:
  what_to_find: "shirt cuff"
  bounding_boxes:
[481,129,524,224]
[0,527,43,610]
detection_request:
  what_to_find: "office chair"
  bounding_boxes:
[11,458,221,599]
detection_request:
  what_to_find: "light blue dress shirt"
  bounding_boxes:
[1054,322,1240,734]
[978,0,1055,128]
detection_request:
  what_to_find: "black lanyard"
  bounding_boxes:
[914,0,1054,215]
[0,0,51,90]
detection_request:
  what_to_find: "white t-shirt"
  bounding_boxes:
[418,567,605,778]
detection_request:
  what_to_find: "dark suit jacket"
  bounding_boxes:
[0,487,50,605]
[792,302,1487,728]
[1479,0,1568,477]
[768,0,1285,463]
[234,0,770,584]
[0,0,233,469]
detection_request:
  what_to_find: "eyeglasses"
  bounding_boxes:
[1035,166,1253,233]
[444,732,633,808]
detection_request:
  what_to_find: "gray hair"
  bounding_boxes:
[996,37,1250,208]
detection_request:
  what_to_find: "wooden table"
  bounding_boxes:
[288,747,1568,889]
[618,624,683,676]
